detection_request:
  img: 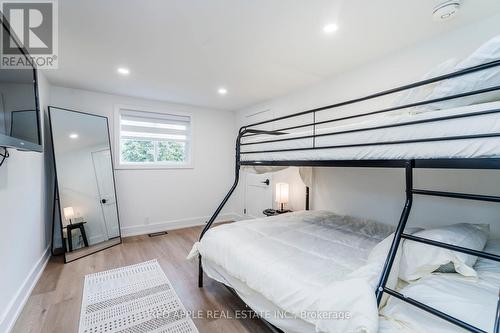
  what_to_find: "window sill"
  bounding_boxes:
[115,163,194,170]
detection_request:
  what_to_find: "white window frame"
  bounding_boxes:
[114,104,194,170]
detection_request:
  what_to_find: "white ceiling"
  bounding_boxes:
[51,108,109,154]
[43,0,500,111]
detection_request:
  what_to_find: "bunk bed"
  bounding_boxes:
[193,56,500,333]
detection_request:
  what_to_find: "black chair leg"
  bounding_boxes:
[67,228,73,252]
[80,225,89,247]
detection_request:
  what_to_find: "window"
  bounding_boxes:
[115,106,192,169]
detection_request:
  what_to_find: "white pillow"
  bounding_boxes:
[350,227,423,307]
[399,223,489,282]
[393,58,459,115]
[426,35,500,110]
[474,238,500,273]
[380,273,498,333]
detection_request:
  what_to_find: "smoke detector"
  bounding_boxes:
[433,1,461,21]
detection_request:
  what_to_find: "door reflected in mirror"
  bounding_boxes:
[49,107,121,262]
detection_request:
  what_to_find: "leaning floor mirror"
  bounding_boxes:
[49,106,121,263]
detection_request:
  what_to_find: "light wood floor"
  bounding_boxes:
[65,237,121,262]
[12,226,270,333]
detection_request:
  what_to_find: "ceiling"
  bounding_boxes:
[43,0,500,111]
[51,109,109,154]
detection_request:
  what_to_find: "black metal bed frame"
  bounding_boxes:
[198,59,500,333]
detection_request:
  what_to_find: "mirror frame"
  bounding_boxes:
[48,106,122,263]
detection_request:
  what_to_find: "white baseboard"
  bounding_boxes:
[0,245,51,333]
[89,234,107,244]
[121,212,244,237]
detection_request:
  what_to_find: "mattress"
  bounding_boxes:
[240,101,500,161]
[190,210,397,333]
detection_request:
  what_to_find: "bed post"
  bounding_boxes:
[198,129,244,288]
[305,186,310,210]
[494,291,500,333]
[375,159,414,304]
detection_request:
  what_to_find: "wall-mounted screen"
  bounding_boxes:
[0,15,41,152]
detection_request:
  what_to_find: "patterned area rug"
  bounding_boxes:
[79,259,199,333]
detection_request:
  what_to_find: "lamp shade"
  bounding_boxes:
[275,183,289,204]
[63,207,75,221]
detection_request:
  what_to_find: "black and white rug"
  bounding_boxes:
[79,259,198,333]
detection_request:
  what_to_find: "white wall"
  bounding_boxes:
[0,72,52,333]
[236,14,500,236]
[50,86,239,237]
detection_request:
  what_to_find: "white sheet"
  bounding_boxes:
[241,101,500,161]
[379,271,499,333]
[379,236,500,332]
[191,210,396,333]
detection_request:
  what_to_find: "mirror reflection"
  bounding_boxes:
[0,68,40,145]
[50,107,121,262]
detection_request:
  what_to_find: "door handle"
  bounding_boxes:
[261,179,270,186]
[101,199,107,204]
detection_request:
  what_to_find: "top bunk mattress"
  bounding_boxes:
[240,101,500,161]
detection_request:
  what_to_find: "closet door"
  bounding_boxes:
[91,149,120,239]
[242,109,274,218]
[244,172,273,218]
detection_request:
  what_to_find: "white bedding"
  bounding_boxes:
[202,258,317,333]
[379,238,500,333]
[190,210,397,333]
[379,270,499,333]
[241,101,500,161]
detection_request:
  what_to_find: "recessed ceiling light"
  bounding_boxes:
[117,67,130,75]
[323,23,338,34]
[218,87,228,95]
[69,133,79,139]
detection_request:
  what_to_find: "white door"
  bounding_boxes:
[91,149,120,239]
[244,172,273,218]
[243,109,274,218]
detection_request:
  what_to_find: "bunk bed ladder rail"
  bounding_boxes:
[197,128,283,288]
[495,292,500,333]
[198,130,243,287]
[375,160,414,303]
[376,160,500,333]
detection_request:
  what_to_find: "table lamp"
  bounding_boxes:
[275,182,289,212]
[63,206,75,225]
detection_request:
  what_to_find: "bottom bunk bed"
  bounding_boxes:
[191,210,397,333]
[189,210,499,333]
[192,43,500,332]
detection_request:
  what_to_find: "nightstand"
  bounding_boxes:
[65,221,89,252]
[263,209,292,217]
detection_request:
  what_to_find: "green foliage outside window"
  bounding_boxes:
[121,139,185,163]
[157,141,185,162]
[121,140,154,162]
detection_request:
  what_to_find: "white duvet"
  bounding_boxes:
[189,211,399,333]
